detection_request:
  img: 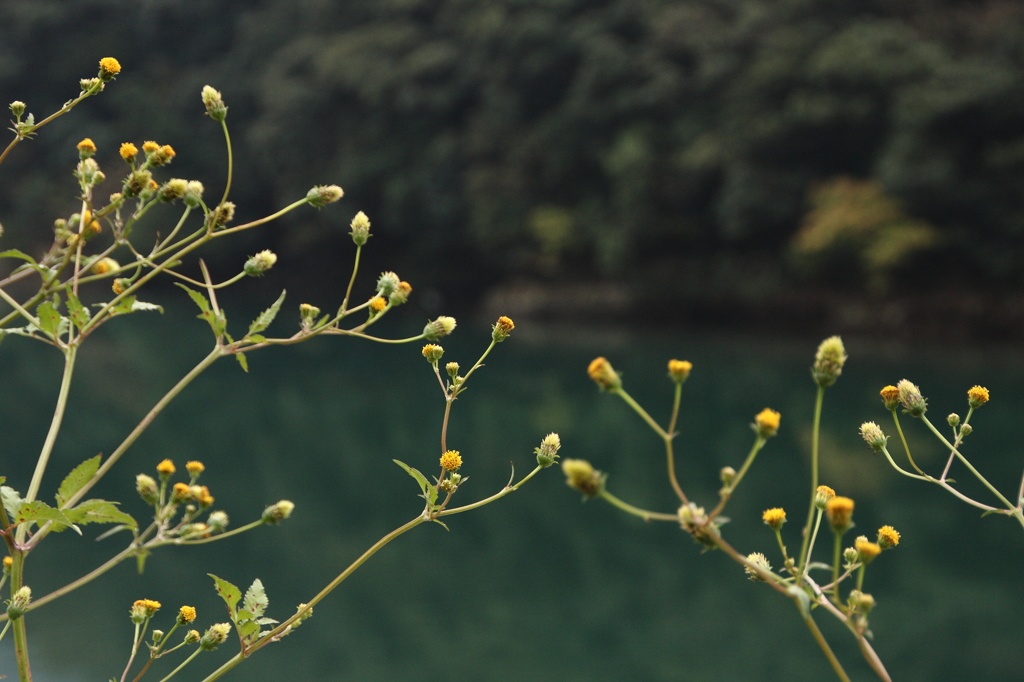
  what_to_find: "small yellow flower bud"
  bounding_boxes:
[148,144,176,167]
[178,605,197,625]
[843,546,860,567]
[200,623,232,650]
[124,169,154,198]
[421,344,444,363]
[668,359,692,383]
[423,316,457,341]
[967,385,990,409]
[562,459,603,498]
[184,629,201,644]
[855,538,881,564]
[307,184,344,207]
[440,450,463,471]
[99,57,121,80]
[171,482,193,504]
[142,141,160,154]
[91,257,119,275]
[754,408,780,438]
[112,278,131,295]
[492,316,515,342]
[9,102,25,118]
[136,474,159,504]
[369,296,387,313]
[897,379,927,417]
[299,303,321,330]
[859,422,887,451]
[80,77,102,92]
[744,552,772,581]
[196,485,214,508]
[445,361,460,377]
[535,432,561,467]
[587,357,621,391]
[390,281,412,305]
[77,138,97,157]
[130,599,161,624]
[849,589,876,613]
[159,178,188,203]
[814,485,836,510]
[186,461,205,476]
[7,586,31,620]
[201,85,228,121]
[812,336,847,387]
[207,201,236,228]
[719,466,736,486]
[119,142,138,162]
[349,211,371,245]
[826,496,855,534]
[244,250,278,277]
[947,413,960,427]
[156,459,176,477]
[877,525,900,549]
[2,556,12,574]
[262,500,295,524]
[762,507,786,531]
[880,385,900,410]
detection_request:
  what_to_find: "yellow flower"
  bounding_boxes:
[762,507,786,530]
[492,316,515,342]
[754,408,780,438]
[2,556,12,572]
[967,385,990,408]
[130,599,161,623]
[76,138,97,154]
[91,257,119,275]
[877,525,900,549]
[421,344,444,363]
[119,142,138,161]
[369,296,387,312]
[178,605,197,624]
[171,482,193,503]
[99,57,122,75]
[440,450,463,471]
[855,538,882,564]
[668,359,692,383]
[814,485,836,510]
[142,141,160,154]
[879,385,900,410]
[186,461,205,476]
[587,357,621,391]
[562,458,603,497]
[196,486,214,507]
[826,496,855,533]
[156,459,176,476]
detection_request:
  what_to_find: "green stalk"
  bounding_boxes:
[23,346,77,506]
[796,385,825,586]
[613,388,668,439]
[708,436,765,521]
[338,244,362,316]
[157,645,203,682]
[889,410,926,475]
[920,415,1018,511]
[11,552,32,682]
[597,489,678,522]
[831,533,842,606]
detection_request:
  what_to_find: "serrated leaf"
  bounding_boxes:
[35,300,62,335]
[237,609,254,621]
[244,578,268,619]
[256,617,279,625]
[212,310,228,337]
[15,500,73,527]
[248,290,286,336]
[65,499,137,528]
[176,283,211,315]
[209,574,242,617]
[393,460,429,496]
[236,352,248,372]
[130,301,163,313]
[111,295,137,314]
[56,455,101,507]
[1,486,23,517]
[238,620,260,638]
[65,293,90,330]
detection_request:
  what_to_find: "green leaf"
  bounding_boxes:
[65,293,90,330]
[432,518,450,531]
[15,500,73,528]
[236,352,248,373]
[130,300,163,313]
[247,334,266,344]
[35,300,62,335]
[65,499,138,528]
[786,584,812,619]
[56,455,101,507]
[248,290,286,336]
[237,620,260,638]
[256,617,279,625]
[176,283,211,315]
[0,476,6,486]
[0,249,37,263]
[393,459,429,497]
[1,486,23,517]
[243,578,268,619]
[111,295,137,314]
[209,574,242,618]
[212,310,228,337]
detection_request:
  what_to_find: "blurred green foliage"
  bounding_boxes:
[3,0,1024,301]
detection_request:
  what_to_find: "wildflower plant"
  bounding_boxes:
[570,338,903,682]
[0,60,558,682]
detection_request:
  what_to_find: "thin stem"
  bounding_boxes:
[664,383,688,504]
[339,245,362,316]
[120,620,146,682]
[218,120,233,210]
[11,551,32,682]
[441,400,452,454]
[877,446,930,482]
[774,528,790,564]
[802,510,823,580]
[156,645,203,682]
[890,409,926,476]
[804,615,853,682]
[0,619,12,644]
[831,533,842,606]
[176,519,264,545]
[597,489,678,522]
[613,388,669,439]
[23,346,77,505]
[439,465,545,516]
[708,436,765,521]
[10,545,135,616]
[920,415,1017,511]
[457,339,497,391]
[0,287,42,329]
[796,385,825,586]
[155,208,192,252]
[856,564,865,592]
[210,199,309,237]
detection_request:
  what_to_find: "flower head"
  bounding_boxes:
[744,552,772,582]
[668,359,692,383]
[186,461,205,476]
[562,458,603,498]
[859,422,887,451]
[77,138,97,157]
[440,450,463,471]
[244,250,277,277]
[307,184,344,207]
[200,623,232,650]
[91,257,119,275]
[142,141,160,154]
[535,432,561,467]
[156,459,176,477]
[130,599,161,623]
[262,500,295,524]
[967,385,990,409]
[423,316,456,341]
[855,538,882,564]
[350,211,371,245]
[171,482,193,503]
[826,496,855,533]
[119,142,138,162]
[178,605,197,625]
[201,85,227,121]
[492,316,515,342]
[897,379,927,417]
[754,408,780,438]
[369,296,387,313]
[2,556,12,574]
[877,525,900,549]
[762,507,787,530]
[99,57,121,80]
[390,281,412,305]
[814,485,836,510]
[587,357,621,391]
[812,336,847,387]
[421,344,444,363]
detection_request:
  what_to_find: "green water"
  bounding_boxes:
[0,300,1022,682]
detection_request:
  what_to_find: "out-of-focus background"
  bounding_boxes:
[5,0,1024,335]
[2,2,1024,681]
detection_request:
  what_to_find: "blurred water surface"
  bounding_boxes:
[0,298,1022,682]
